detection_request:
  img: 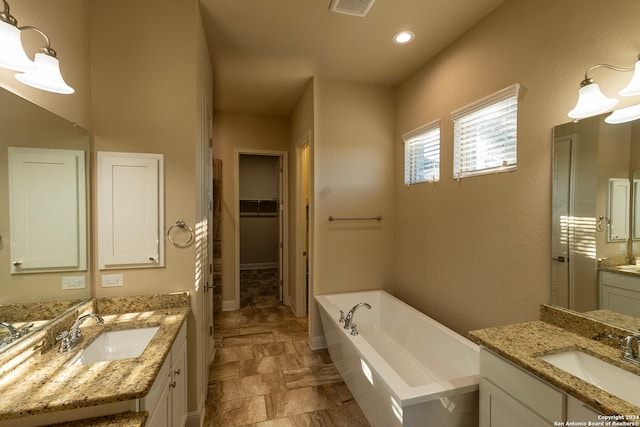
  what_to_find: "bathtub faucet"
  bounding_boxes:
[343,302,371,330]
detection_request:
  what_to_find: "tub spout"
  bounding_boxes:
[343,302,371,330]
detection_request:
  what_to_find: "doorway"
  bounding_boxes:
[237,152,287,308]
[551,135,575,308]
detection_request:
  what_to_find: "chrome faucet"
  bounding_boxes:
[56,313,104,352]
[343,302,371,333]
[610,333,640,366]
[0,322,20,339]
[0,322,21,347]
[622,334,640,365]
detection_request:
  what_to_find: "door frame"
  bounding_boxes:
[234,148,289,309]
[551,134,576,309]
[294,132,310,317]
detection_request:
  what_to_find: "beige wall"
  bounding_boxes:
[90,0,211,418]
[0,0,212,420]
[288,79,314,316]
[312,78,396,339]
[212,112,291,306]
[393,0,640,335]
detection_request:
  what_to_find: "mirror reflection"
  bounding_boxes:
[0,86,90,350]
[552,113,640,328]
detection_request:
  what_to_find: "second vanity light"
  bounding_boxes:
[568,53,640,124]
[0,0,74,94]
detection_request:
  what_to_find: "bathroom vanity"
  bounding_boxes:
[470,305,640,426]
[599,268,640,318]
[0,293,190,427]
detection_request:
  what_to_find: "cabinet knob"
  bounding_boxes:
[170,381,177,389]
[13,261,22,267]
[174,368,181,376]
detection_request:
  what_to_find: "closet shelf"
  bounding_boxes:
[239,199,278,217]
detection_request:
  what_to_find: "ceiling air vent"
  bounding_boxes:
[329,0,376,17]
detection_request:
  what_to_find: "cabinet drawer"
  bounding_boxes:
[480,349,564,422]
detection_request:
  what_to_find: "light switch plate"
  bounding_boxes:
[101,273,124,287]
[62,276,86,289]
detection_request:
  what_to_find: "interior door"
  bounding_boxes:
[551,136,573,308]
[203,103,215,361]
[278,156,284,303]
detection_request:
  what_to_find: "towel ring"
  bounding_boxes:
[167,220,195,248]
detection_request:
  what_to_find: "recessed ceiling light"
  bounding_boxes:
[393,31,415,44]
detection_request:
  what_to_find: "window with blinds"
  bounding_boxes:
[452,84,519,179]
[403,120,440,185]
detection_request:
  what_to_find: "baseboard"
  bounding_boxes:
[222,299,238,311]
[186,410,202,427]
[185,393,207,427]
[239,262,278,270]
[311,335,327,350]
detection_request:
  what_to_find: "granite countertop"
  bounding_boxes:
[0,305,189,421]
[469,319,640,416]
[599,264,640,277]
[45,411,148,427]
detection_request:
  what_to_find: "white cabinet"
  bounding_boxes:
[607,178,630,241]
[97,152,164,269]
[8,147,86,273]
[600,271,640,317]
[480,348,602,427]
[567,394,602,423]
[480,378,550,427]
[480,349,564,427]
[143,321,187,427]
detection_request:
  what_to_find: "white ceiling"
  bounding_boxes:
[199,0,505,116]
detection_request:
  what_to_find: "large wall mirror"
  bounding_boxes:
[552,113,640,328]
[0,87,90,351]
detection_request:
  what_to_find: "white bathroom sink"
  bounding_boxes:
[69,326,159,365]
[540,350,640,406]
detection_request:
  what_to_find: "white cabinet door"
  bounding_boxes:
[97,152,164,269]
[480,379,551,427]
[567,394,602,422]
[608,178,630,241]
[171,339,188,427]
[8,147,86,273]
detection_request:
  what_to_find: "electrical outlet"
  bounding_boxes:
[62,276,86,289]
[101,274,124,287]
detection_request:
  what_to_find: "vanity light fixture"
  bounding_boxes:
[14,27,74,94]
[0,0,74,94]
[568,53,640,123]
[393,31,414,44]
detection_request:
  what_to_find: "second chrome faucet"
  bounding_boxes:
[56,313,104,352]
[340,302,371,336]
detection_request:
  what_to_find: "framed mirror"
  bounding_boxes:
[552,113,640,330]
[0,87,90,351]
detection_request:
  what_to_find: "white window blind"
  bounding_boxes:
[403,120,440,185]
[452,84,519,179]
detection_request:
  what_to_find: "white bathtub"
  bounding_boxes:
[315,290,479,427]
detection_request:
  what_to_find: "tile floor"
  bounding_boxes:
[240,268,280,308]
[204,302,371,426]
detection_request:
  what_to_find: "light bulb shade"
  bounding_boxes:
[568,82,618,119]
[619,61,640,97]
[15,53,74,94]
[604,104,640,124]
[0,20,33,72]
